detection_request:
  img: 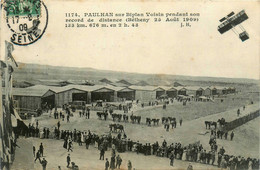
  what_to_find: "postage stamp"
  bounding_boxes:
[5,1,48,46]
[5,0,41,17]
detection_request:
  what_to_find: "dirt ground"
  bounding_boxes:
[133,92,259,122]
[12,92,259,170]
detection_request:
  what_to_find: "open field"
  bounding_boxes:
[133,91,259,122]
[13,96,259,170]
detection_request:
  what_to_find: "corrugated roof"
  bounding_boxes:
[12,84,216,97]
[105,85,125,91]
[61,85,105,92]
[8,88,48,97]
[129,85,157,91]
[201,86,212,90]
[158,86,176,91]
[23,85,71,94]
[117,87,135,92]
[24,84,122,94]
[154,87,166,91]
[175,86,186,90]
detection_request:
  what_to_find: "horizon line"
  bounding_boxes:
[15,61,259,81]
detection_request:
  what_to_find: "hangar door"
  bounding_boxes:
[42,94,55,109]
[196,89,203,96]
[42,90,56,109]
[178,90,186,95]
[212,89,217,95]
[118,88,135,100]
[155,88,166,98]
[166,90,177,98]
[72,93,87,102]
[92,88,115,102]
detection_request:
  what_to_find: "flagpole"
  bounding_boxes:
[4,41,12,166]
[5,42,9,106]
[0,62,5,164]
[5,42,10,137]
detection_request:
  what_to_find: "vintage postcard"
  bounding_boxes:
[0,0,259,170]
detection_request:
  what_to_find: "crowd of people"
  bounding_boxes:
[15,102,258,170]
[23,120,260,170]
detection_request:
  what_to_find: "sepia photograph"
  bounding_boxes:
[0,0,259,170]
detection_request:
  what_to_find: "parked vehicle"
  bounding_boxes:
[68,101,86,111]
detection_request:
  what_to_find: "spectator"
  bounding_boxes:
[41,158,48,170]
[128,160,132,170]
[105,158,109,170]
[67,154,71,167]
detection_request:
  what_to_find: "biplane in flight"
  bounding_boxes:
[218,10,249,42]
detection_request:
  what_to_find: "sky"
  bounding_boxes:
[1,0,259,80]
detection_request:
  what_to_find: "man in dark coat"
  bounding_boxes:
[104,113,107,121]
[41,158,47,170]
[33,146,36,157]
[67,154,71,167]
[224,131,228,140]
[68,140,73,152]
[87,107,90,119]
[230,131,234,141]
[67,114,70,122]
[220,131,224,139]
[85,136,90,149]
[100,148,105,160]
[206,151,211,164]
[105,158,109,170]
[43,128,46,138]
[46,128,50,139]
[110,156,116,170]
[34,150,41,163]
[128,139,133,151]
[116,154,122,169]
[170,152,174,166]
[211,151,215,165]
[57,121,61,130]
[39,143,44,157]
[36,120,39,128]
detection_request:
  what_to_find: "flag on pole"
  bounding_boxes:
[5,41,18,67]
